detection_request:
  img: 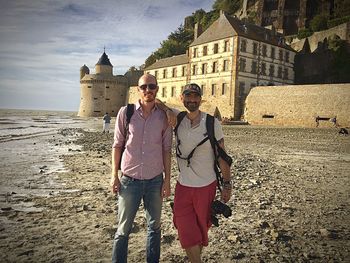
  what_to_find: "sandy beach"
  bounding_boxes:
[0,112,349,262]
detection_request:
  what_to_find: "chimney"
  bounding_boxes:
[194,22,203,39]
[220,10,226,17]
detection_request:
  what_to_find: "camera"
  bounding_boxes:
[211,200,232,227]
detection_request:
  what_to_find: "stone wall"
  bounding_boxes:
[245,84,350,127]
[291,22,350,52]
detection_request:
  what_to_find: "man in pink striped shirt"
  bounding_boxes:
[110,73,172,263]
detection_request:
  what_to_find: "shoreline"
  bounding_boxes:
[0,124,349,262]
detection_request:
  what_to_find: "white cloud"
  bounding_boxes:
[0,0,213,111]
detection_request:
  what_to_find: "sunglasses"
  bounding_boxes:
[139,84,157,90]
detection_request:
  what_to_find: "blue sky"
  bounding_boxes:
[0,0,213,111]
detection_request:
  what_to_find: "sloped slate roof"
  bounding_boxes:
[96,52,113,66]
[145,54,189,70]
[191,13,295,51]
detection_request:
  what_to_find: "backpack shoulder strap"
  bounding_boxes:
[174,111,187,136]
[205,114,216,149]
[126,103,134,124]
[206,114,225,191]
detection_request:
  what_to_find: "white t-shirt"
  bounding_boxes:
[176,112,224,187]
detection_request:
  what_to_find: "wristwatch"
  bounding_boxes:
[223,180,232,189]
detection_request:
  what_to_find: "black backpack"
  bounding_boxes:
[174,112,233,191]
[118,104,134,170]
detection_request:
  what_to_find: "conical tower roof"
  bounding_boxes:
[80,64,89,71]
[96,52,113,67]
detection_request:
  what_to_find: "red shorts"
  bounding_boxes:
[173,181,217,249]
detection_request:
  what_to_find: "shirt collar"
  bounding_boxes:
[135,100,158,112]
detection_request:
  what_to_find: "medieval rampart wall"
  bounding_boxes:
[291,22,350,52]
[245,84,350,127]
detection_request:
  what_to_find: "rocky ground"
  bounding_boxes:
[0,125,349,262]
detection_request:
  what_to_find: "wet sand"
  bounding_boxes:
[0,123,349,262]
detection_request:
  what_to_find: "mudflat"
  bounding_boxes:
[0,125,349,262]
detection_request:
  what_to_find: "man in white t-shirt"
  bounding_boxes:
[166,83,232,263]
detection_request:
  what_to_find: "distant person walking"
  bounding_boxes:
[110,73,172,263]
[103,113,111,133]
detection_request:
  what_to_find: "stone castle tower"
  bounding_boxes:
[78,51,142,117]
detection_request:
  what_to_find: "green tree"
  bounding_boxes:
[212,0,242,14]
[297,28,313,39]
[310,14,328,32]
[144,53,157,68]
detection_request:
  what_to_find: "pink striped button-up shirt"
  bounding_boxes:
[112,101,172,179]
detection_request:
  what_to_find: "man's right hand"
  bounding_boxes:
[110,175,121,194]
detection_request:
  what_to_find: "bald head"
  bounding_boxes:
[138,73,157,86]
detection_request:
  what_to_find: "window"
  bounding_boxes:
[154,70,158,78]
[222,83,228,95]
[212,61,218,73]
[202,63,207,74]
[106,86,109,89]
[163,69,167,78]
[251,61,257,74]
[278,66,282,78]
[253,43,258,55]
[239,82,245,97]
[203,46,208,56]
[283,68,288,79]
[171,86,175,97]
[223,60,229,71]
[94,97,98,100]
[162,87,166,97]
[240,39,247,52]
[88,86,92,88]
[214,43,219,54]
[279,49,283,60]
[193,48,198,58]
[239,58,246,72]
[261,63,266,75]
[201,84,206,96]
[182,66,186,76]
[269,64,275,77]
[172,68,177,77]
[262,45,267,57]
[285,51,289,63]
[271,47,275,59]
[211,84,217,95]
[192,64,197,75]
[105,98,110,100]
[224,40,229,52]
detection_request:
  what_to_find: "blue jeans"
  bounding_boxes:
[112,174,163,263]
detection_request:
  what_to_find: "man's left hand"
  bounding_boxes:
[162,181,171,198]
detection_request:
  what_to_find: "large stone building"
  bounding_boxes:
[143,11,296,120]
[240,0,337,35]
[78,51,142,117]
